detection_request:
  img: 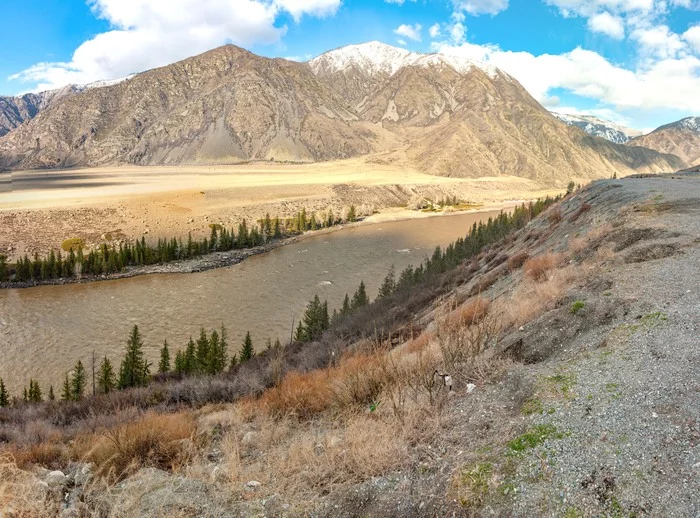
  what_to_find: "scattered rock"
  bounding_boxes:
[45,470,68,488]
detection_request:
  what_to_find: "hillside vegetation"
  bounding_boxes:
[1,173,698,517]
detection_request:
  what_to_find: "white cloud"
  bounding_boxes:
[453,0,509,16]
[429,23,442,38]
[398,39,408,46]
[431,40,700,116]
[631,25,686,59]
[684,25,700,53]
[384,0,416,4]
[587,12,625,39]
[394,23,422,42]
[10,0,341,90]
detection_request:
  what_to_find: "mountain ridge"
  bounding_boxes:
[0,42,687,182]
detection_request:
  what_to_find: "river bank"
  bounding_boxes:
[0,200,535,290]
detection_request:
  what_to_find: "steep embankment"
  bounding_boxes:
[1,173,698,517]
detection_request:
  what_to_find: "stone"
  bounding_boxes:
[45,470,68,488]
[241,431,259,447]
[246,480,262,490]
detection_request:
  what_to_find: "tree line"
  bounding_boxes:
[1,205,360,283]
[0,198,557,407]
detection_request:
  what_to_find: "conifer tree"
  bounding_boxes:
[377,265,396,300]
[28,379,42,403]
[0,378,9,407]
[61,374,72,401]
[97,357,116,394]
[207,325,228,375]
[340,293,351,316]
[48,385,55,401]
[0,255,7,282]
[195,328,210,374]
[184,337,196,375]
[228,354,238,372]
[174,350,186,375]
[118,325,150,389]
[351,280,369,309]
[346,205,357,222]
[158,340,171,374]
[239,331,254,362]
[71,360,87,401]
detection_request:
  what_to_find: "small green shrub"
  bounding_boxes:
[507,424,566,453]
[570,300,585,314]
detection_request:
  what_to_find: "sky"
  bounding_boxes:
[1,0,699,131]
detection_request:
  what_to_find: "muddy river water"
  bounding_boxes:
[0,211,503,393]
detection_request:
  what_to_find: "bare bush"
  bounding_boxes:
[78,412,196,482]
[523,253,562,282]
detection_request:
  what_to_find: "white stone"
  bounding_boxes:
[45,470,67,488]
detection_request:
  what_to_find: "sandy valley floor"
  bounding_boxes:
[0,160,560,260]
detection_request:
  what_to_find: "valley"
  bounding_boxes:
[0,160,559,263]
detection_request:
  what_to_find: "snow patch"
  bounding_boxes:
[309,41,500,79]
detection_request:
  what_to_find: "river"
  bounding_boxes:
[0,211,502,394]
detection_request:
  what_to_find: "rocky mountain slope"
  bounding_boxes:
[551,112,642,144]
[0,43,686,183]
[628,116,700,166]
[0,86,80,137]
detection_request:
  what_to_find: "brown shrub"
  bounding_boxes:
[78,412,195,482]
[523,253,561,282]
[7,441,69,470]
[507,251,529,271]
[257,369,334,420]
[547,207,562,225]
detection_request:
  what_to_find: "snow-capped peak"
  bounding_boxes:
[677,116,700,133]
[308,41,500,79]
[551,111,643,144]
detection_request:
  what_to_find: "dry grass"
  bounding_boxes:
[569,202,592,222]
[76,412,196,482]
[506,264,583,327]
[523,252,562,282]
[507,251,529,271]
[0,453,60,515]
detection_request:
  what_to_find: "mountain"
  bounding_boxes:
[0,77,135,137]
[628,117,700,166]
[0,46,383,169]
[551,112,642,144]
[0,86,81,137]
[0,42,686,182]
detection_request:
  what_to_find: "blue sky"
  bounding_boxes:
[1,0,699,130]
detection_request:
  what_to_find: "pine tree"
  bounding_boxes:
[351,280,369,309]
[346,205,357,222]
[174,350,186,375]
[27,379,42,403]
[118,325,150,389]
[48,385,55,401]
[97,357,116,394]
[0,255,7,282]
[71,360,87,400]
[195,328,210,374]
[377,265,396,300]
[0,378,9,407]
[158,340,171,374]
[184,337,196,375]
[207,325,228,375]
[239,331,254,362]
[228,354,238,371]
[61,374,72,401]
[340,293,351,316]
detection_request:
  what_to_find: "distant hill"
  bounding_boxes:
[551,112,642,144]
[628,117,700,166]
